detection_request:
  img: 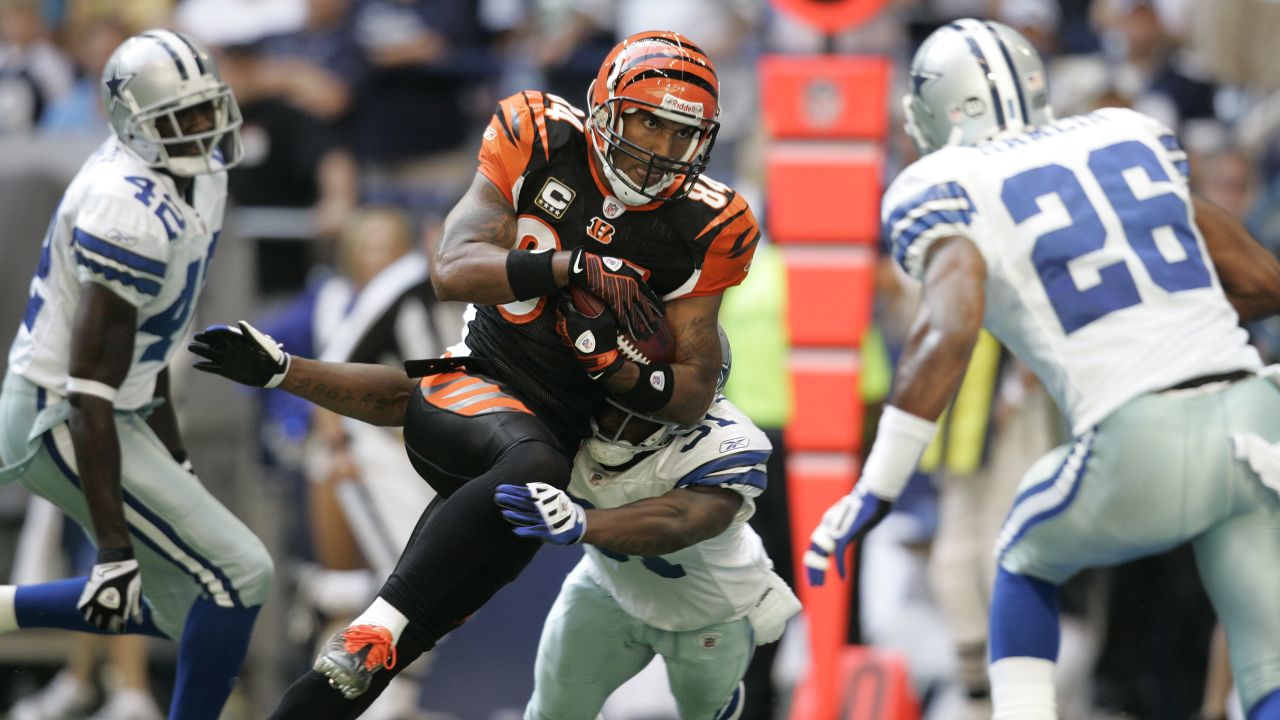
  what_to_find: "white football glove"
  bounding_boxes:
[78,554,143,633]
[494,482,586,545]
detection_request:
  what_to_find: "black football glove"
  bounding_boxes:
[555,294,625,381]
[567,247,663,339]
[189,321,290,388]
[77,548,143,633]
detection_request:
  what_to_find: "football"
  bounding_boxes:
[568,286,675,365]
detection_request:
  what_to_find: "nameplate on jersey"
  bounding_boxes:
[535,178,576,219]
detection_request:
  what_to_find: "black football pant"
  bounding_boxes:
[271,377,573,719]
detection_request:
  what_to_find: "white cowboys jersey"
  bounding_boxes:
[883,107,1261,434]
[9,137,227,410]
[569,397,779,632]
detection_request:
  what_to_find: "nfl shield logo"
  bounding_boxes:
[699,633,720,649]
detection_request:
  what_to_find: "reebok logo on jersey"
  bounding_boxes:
[483,125,497,141]
[105,229,139,247]
[719,437,749,454]
[575,330,597,354]
[535,178,576,219]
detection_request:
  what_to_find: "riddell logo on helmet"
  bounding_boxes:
[660,94,703,118]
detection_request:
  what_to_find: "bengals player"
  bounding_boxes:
[188,30,761,718]
[439,33,758,444]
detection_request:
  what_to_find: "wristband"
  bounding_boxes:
[96,546,135,563]
[66,377,118,403]
[506,249,559,301]
[861,406,937,500]
[615,363,674,413]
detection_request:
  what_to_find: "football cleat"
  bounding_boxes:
[313,624,398,700]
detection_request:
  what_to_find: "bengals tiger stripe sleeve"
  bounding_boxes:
[477,93,542,204]
[687,194,761,297]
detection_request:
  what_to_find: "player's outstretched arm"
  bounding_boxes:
[494,482,741,555]
[805,235,984,586]
[189,322,414,426]
[1194,194,1280,322]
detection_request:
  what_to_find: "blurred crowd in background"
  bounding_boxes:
[3,0,1280,718]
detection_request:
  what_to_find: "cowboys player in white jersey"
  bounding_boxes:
[804,19,1280,720]
[494,334,800,720]
[0,30,272,719]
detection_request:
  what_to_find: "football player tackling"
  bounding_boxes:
[190,30,761,718]
[0,31,271,720]
[494,334,800,720]
[804,19,1280,720]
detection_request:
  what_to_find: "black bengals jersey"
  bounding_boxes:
[464,90,760,443]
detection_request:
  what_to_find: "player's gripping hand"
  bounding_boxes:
[77,549,143,633]
[494,482,586,545]
[803,486,893,586]
[189,321,290,388]
[567,247,662,339]
[555,295,624,381]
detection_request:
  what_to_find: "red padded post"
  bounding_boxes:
[759,55,891,140]
[785,350,863,453]
[788,453,858,720]
[766,144,883,245]
[784,246,876,348]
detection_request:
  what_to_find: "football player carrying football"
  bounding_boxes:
[0,31,271,720]
[804,19,1280,720]
[190,30,761,717]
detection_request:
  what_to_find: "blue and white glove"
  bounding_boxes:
[803,486,893,587]
[77,550,143,633]
[189,321,290,389]
[494,482,586,545]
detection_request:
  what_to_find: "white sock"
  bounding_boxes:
[990,656,1057,720]
[0,586,17,632]
[350,596,410,644]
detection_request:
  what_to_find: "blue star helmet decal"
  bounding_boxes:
[105,66,135,111]
[911,68,941,96]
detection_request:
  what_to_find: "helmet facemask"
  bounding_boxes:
[587,30,722,206]
[588,90,720,206]
[124,83,244,177]
[586,400,678,467]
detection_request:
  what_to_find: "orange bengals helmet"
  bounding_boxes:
[587,30,720,206]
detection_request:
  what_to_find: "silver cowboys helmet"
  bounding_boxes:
[903,19,1053,156]
[102,30,243,176]
[586,326,733,467]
